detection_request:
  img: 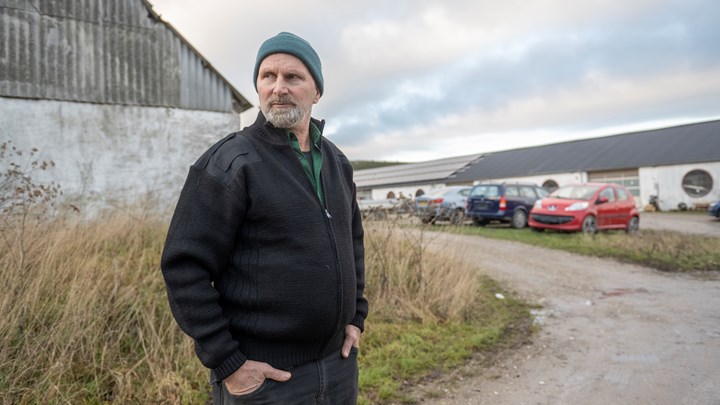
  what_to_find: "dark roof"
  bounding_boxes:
[451,120,720,183]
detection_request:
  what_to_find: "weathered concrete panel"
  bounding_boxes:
[0,7,42,96]
[0,0,251,112]
[0,96,241,213]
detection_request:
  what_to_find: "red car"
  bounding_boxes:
[529,183,639,234]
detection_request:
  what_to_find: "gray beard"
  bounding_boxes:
[262,105,304,129]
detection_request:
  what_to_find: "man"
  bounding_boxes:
[161,32,368,404]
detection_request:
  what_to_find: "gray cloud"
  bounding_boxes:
[321,1,720,145]
[151,0,720,160]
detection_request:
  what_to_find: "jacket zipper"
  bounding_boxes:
[319,172,345,355]
[284,137,346,354]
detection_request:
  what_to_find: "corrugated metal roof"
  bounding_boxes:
[0,0,252,112]
[450,120,720,183]
[354,154,483,188]
[355,120,720,189]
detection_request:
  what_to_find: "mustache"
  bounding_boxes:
[267,95,296,106]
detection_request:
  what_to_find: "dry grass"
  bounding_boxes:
[452,225,720,272]
[364,221,479,323]
[0,211,515,404]
[359,221,530,404]
[599,229,720,272]
[0,211,206,404]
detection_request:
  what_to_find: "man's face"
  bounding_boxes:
[257,53,320,130]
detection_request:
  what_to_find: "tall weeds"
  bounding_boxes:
[0,212,205,404]
[364,221,479,323]
[0,213,490,404]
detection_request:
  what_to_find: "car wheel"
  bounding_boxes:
[626,216,639,234]
[450,208,465,225]
[473,218,487,227]
[511,210,527,229]
[581,215,597,234]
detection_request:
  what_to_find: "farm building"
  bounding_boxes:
[354,120,720,211]
[0,0,253,211]
[354,154,483,201]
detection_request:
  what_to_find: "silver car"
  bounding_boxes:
[414,186,472,225]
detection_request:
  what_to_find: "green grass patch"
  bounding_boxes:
[447,225,720,272]
[358,276,532,404]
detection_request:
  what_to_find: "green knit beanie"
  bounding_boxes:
[253,32,324,96]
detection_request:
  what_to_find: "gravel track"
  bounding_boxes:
[410,216,720,405]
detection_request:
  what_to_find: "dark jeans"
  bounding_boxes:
[212,348,358,405]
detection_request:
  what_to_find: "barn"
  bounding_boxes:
[0,0,253,212]
[354,154,482,201]
[355,120,720,211]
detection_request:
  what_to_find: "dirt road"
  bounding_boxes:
[418,232,720,405]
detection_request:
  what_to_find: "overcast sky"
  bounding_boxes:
[149,0,720,162]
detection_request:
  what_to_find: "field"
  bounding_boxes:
[0,212,531,404]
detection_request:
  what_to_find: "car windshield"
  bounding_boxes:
[471,185,500,197]
[550,185,600,200]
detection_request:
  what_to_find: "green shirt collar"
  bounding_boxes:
[284,121,322,150]
[285,122,325,204]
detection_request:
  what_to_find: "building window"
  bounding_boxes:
[588,170,640,197]
[682,169,713,198]
[386,191,396,199]
[542,180,559,192]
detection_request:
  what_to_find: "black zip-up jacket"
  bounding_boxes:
[160,112,368,382]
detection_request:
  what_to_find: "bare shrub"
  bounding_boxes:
[0,141,61,272]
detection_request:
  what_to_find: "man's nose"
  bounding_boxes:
[272,79,289,95]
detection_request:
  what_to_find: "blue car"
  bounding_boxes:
[466,183,549,228]
[709,201,720,219]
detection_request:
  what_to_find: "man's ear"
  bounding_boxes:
[313,88,321,104]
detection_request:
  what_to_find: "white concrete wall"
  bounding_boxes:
[1,97,240,214]
[370,183,446,200]
[641,163,720,211]
[361,162,720,212]
[470,172,586,188]
[638,167,660,209]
